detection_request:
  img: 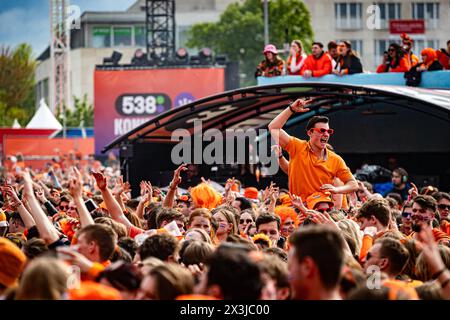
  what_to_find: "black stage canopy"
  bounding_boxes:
[103,83,450,193]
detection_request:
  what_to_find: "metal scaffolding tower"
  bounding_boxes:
[145,0,176,65]
[50,0,71,124]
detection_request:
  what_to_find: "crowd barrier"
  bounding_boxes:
[257,70,450,89]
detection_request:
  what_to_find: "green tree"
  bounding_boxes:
[57,94,94,127]
[0,44,36,127]
[187,0,314,87]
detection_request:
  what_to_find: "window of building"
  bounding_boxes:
[335,3,362,29]
[375,3,401,29]
[412,2,439,29]
[92,26,111,48]
[113,26,132,47]
[413,39,440,54]
[134,26,146,47]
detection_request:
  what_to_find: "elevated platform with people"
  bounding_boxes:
[257,70,450,89]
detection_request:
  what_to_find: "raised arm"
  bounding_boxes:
[268,99,311,149]
[69,167,94,228]
[21,170,60,244]
[135,181,152,220]
[163,164,187,208]
[91,170,132,229]
[2,185,35,229]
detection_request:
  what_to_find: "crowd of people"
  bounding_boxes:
[255,33,450,79]
[0,98,449,301]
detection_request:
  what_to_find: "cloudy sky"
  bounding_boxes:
[0,0,136,56]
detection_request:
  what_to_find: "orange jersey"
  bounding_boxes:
[284,137,354,201]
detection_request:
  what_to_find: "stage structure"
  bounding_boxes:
[144,0,176,65]
[103,83,450,196]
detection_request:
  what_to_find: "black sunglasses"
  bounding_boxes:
[438,204,450,210]
[401,211,411,218]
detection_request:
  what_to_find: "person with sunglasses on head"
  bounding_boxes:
[268,98,358,203]
[409,195,450,246]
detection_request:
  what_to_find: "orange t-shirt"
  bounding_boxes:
[284,137,354,200]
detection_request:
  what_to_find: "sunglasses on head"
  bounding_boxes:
[438,204,450,210]
[311,128,334,135]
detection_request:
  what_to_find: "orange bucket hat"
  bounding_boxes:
[0,238,27,288]
[306,191,333,210]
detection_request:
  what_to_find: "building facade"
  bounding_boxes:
[303,0,449,71]
[35,0,238,111]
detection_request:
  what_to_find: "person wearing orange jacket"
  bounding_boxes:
[378,43,410,73]
[436,40,450,70]
[300,42,332,78]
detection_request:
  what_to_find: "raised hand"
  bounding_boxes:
[320,184,339,194]
[289,192,306,211]
[289,98,313,113]
[224,177,235,193]
[91,170,107,190]
[35,187,47,203]
[68,176,83,198]
[170,163,188,189]
[408,182,418,200]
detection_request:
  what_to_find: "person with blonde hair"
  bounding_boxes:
[211,206,238,243]
[338,219,363,258]
[15,257,69,300]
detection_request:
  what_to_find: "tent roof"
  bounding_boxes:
[26,99,63,130]
[102,83,450,153]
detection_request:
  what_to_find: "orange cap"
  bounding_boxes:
[279,194,292,206]
[243,187,259,200]
[306,191,333,210]
[0,238,27,287]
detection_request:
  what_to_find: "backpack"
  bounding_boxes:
[404,66,422,87]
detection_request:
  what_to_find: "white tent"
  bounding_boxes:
[12,118,21,128]
[26,99,63,130]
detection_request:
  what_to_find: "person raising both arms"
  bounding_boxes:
[268,98,358,202]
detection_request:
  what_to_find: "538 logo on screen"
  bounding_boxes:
[115,94,171,116]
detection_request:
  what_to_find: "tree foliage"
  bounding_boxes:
[0,43,36,127]
[57,95,94,127]
[187,0,314,86]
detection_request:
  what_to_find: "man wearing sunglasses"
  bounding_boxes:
[410,195,450,246]
[268,98,358,202]
[432,192,450,236]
